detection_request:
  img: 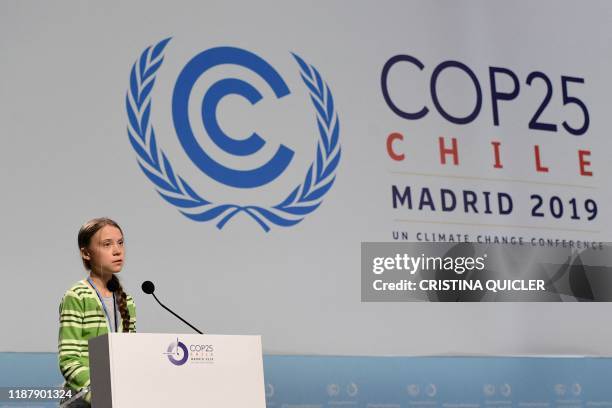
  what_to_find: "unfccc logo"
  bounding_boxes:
[126,38,341,231]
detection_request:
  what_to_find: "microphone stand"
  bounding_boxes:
[150,292,203,334]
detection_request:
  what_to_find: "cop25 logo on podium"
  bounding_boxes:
[164,338,188,366]
[126,38,341,231]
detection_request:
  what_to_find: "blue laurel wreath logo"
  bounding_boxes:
[126,38,341,231]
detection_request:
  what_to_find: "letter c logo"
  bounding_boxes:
[172,47,294,188]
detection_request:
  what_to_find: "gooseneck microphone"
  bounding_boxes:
[141,280,203,334]
[107,278,119,292]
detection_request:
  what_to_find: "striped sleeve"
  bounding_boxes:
[127,295,136,332]
[58,290,90,391]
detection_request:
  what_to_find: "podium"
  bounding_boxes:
[89,333,266,407]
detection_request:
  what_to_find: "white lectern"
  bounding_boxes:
[89,333,266,407]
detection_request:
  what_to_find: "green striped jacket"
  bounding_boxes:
[58,279,136,395]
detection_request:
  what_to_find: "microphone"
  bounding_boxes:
[141,280,154,294]
[141,280,203,334]
[107,278,119,293]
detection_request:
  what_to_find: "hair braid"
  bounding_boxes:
[111,275,131,333]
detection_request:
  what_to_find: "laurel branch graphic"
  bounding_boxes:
[126,38,341,231]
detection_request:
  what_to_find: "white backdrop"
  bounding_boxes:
[1,0,612,355]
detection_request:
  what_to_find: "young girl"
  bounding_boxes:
[58,218,136,407]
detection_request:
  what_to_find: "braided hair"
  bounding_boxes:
[109,274,131,332]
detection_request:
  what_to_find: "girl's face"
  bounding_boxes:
[81,225,125,275]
